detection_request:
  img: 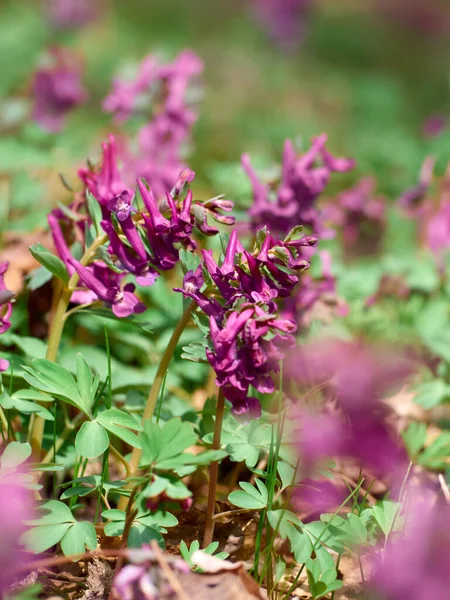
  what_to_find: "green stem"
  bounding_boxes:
[29,234,108,458]
[202,387,226,548]
[117,301,195,510]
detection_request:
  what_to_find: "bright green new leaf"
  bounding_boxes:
[75,420,109,459]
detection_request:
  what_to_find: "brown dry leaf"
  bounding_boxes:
[177,570,267,600]
[0,230,51,293]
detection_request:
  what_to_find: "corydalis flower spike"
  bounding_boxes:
[67,258,146,318]
[137,180,169,231]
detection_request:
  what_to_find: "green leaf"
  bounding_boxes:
[418,432,450,470]
[29,244,69,285]
[402,422,427,459]
[413,379,450,409]
[85,191,103,235]
[228,481,268,510]
[1,442,31,468]
[140,418,197,467]
[20,523,72,554]
[61,521,97,556]
[181,341,208,363]
[76,353,97,414]
[22,360,84,412]
[28,266,53,291]
[97,408,142,448]
[75,421,109,459]
[25,500,74,526]
[10,335,47,359]
[372,501,402,536]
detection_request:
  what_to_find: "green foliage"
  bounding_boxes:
[21,500,97,557]
[180,540,229,569]
[102,507,177,548]
[29,244,69,285]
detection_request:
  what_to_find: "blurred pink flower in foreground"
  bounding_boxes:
[0,449,34,594]
[287,340,411,484]
[32,48,88,133]
[369,492,450,600]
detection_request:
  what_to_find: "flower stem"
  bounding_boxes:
[202,387,225,548]
[29,233,108,457]
[117,301,195,511]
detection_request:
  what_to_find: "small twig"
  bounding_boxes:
[151,541,190,600]
[13,549,124,573]
[212,507,255,521]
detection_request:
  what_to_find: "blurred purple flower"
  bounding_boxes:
[423,114,447,138]
[425,198,450,260]
[32,48,87,132]
[294,478,345,517]
[45,0,100,30]
[325,178,386,257]
[398,156,435,217]
[369,493,450,600]
[0,262,14,337]
[253,0,313,51]
[0,465,33,594]
[104,51,203,198]
[242,135,354,238]
[113,546,189,600]
[287,340,411,478]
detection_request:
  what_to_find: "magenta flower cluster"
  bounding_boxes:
[253,0,313,51]
[103,50,204,199]
[49,136,234,318]
[32,48,87,133]
[176,227,317,417]
[287,340,411,482]
[324,177,386,256]
[242,134,354,239]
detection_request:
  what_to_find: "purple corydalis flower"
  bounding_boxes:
[369,493,450,600]
[398,156,436,217]
[32,48,87,133]
[79,135,129,206]
[68,259,146,318]
[45,0,100,30]
[206,304,296,418]
[104,50,203,198]
[253,0,313,51]
[0,476,33,594]
[325,178,386,257]
[423,114,447,138]
[242,135,354,238]
[286,339,411,478]
[0,262,14,337]
[107,190,137,222]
